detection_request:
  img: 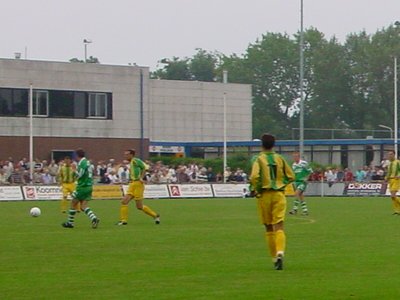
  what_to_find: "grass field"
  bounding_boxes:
[1,196,400,300]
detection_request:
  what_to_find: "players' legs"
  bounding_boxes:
[135,199,159,219]
[63,199,80,227]
[390,190,400,214]
[61,195,68,213]
[118,194,132,224]
[80,200,99,227]
[297,189,308,215]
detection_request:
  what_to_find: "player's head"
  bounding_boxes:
[388,150,396,161]
[75,149,85,160]
[261,134,275,150]
[292,151,301,162]
[64,156,72,165]
[124,149,136,161]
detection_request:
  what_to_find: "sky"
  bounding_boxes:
[1,0,399,71]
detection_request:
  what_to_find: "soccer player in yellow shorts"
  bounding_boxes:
[385,150,400,215]
[250,134,295,270]
[59,156,79,213]
[116,149,160,225]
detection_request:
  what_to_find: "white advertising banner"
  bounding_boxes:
[22,186,62,200]
[212,184,249,198]
[168,184,213,198]
[121,184,170,199]
[0,186,24,201]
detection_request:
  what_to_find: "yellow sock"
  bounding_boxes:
[142,205,157,218]
[61,198,68,212]
[265,232,276,259]
[120,204,129,222]
[275,229,286,255]
[392,197,400,213]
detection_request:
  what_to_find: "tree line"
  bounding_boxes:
[151,25,400,140]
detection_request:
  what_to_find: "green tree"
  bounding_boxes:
[152,57,191,80]
[190,49,218,82]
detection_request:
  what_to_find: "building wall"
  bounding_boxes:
[0,136,148,163]
[149,79,252,142]
[0,58,149,139]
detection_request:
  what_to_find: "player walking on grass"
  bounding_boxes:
[385,150,400,215]
[62,149,100,229]
[250,134,295,270]
[289,151,312,216]
[116,149,160,225]
[59,156,79,213]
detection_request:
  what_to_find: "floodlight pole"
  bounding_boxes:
[395,56,398,157]
[29,84,33,183]
[223,70,228,183]
[299,0,305,158]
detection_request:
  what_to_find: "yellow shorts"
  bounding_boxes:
[127,181,144,200]
[389,178,400,192]
[62,183,75,198]
[257,190,286,225]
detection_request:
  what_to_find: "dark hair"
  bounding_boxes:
[261,134,275,150]
[126,149,136,156]
[64,156,71,160]
[75,149,85,158]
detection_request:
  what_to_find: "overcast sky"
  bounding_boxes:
[1,0,399,70]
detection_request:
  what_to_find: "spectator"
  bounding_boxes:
[355,167,366,182]
[9,168,25,184]
[48,160,59,183]
[325,168,336,187]
[107,170,120,184]
[206,167,216,182]
[0,169,10,185]
[118,164,130,184]
[41,168,53,184]
[196,169,208,183]
[344,168,354,182]
[336,167,345,182]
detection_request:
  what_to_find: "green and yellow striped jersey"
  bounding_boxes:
[386,159,400,179]
[130,158,147,181]
[250,151,295,193]
[59,165,76,184]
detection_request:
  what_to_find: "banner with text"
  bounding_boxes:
[168,184,214,198]
[344,182,387,196]
[93,185,123,199]
[22,186,62,200]
[0,186,24,201]
[122,184,170,199]
[212,184,249,198]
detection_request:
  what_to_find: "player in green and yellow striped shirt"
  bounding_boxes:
[58,156,78,213]
[116,149,160,225]
[250,134,295,270]
[385,150,400,214]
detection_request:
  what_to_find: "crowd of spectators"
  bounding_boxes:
[0,156,391,186]
[0,158,248,185]
[308,163,387,184]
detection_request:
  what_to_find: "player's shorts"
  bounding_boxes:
[62,183,75,198]
[293,181,307,192]
[389,178,400,192]
[257,190,286,225]
[72,186,93,201]
[126,181,144,200]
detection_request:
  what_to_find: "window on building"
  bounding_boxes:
[0,87,112,119]
[33,90,49,116]
[88,93,107,118]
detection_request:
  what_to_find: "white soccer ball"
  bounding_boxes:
[30,207,41,217]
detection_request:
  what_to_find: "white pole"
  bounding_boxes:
[223,70,228,183]
[299,0,305,158]
[29,84,34,183]
[395,56,398,157]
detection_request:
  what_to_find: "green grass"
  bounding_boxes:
[1,197,400,299]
